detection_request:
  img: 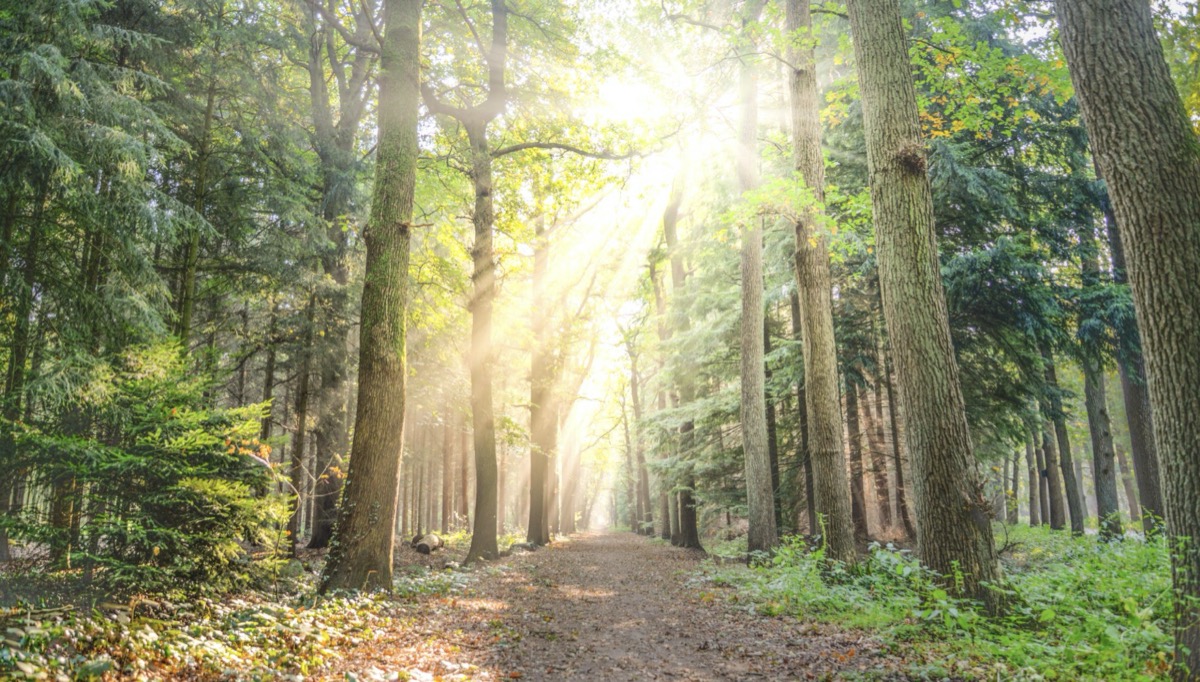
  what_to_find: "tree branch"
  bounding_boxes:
[491,141,640,159]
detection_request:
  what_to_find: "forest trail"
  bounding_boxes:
[331,532,890,681]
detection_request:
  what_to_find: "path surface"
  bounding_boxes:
[332,532,893,681]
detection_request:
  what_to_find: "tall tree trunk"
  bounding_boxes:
[786,0,856,562]
[1026,432,1040,526]
[1115,444,1141,526]
[442,411,453,535]
[319,0,419,592]
[845,381,869,541]
[789,292,817,537]
[464,121,500,563]
[865,372,893,529]
[528,213,553,545]
[1040,347,1085,534]
[288,297,316,554]
[1008,450,1020,525]
[1039,417,1066,530]
[736,0,777,554]
[1056,0,1200,669]
[1035,432,1051,527]
[260,304,279,441]
[1105,221,1163,534]
[1079,225,1123,539]
[764,320,783,531]
[846,0,1000,607]
[884,350,916,538]
[459,418,470,529]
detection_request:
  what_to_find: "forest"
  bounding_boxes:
[1,0,1199,678]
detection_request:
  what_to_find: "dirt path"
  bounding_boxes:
[333,532,892,681]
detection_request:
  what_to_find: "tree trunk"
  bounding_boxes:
[459,418,470,529]
[1026,432,1040,526]
[1056,0,1200,669]
[1039,418,1066,530]
[1082,357,1122,538]
[1035,433,1050,527]
[866,371,893,529]
[736,0,777,553]
[318,0,419,592]
[1008,450,1020,525]
[884,351,917,538]
[1115,444,1141,526]
[1105,221,1163,534]
[528,213,553,545]
[1041,347,1085,534]
[441,411,453,535]
[764,320,783,531]
[786,0,856,562]
[288,297,316,554]
[846,0,1001,608]
[845,380,869,541]
[790,292,817,537]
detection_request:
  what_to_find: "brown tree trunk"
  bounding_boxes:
[786,0,856,562]
[1041,347,1085,534]
[528,212,553,545]
[1008,450,1020,525]
[1026,432,1040,526]
[1056,0,1200,669]
[1106,221,1163,534]
[847,0,1000,607]
[1115,444,1141,525]
[1079,225,1123,539]
[884,351,916,539]
[319,0,419,592]
[442,411,453,535]
[1040,417,1066,530]
[845,380,869,541]
[865,372,893,529]
[288,297,316,554]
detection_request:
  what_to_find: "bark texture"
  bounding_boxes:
[846,0,1001,607]
[1056,0,1200,663]
[319,0,419,592]
[786,0,856,563]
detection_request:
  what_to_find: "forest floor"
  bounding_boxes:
[329,531,899,681]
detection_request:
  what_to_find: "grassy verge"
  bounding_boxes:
[696,525,1172,680]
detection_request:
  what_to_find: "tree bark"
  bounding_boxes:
[318,0,419,592]
[736,0,777,555]
[1026,431,1040,526]
[1055,0,1200,669]
[845,380,869,541]
[786,0,856,562]
[288,297,316,554]
[441,410,453,535]
[884,350,916,538]
[1039,417,1066,530]
[1008,450,1020,525]
[1115,444,1141,525]
[846,0,1001,607]
[528,212,553,545]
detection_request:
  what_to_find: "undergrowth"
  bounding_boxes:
[698,525,1172,680]
[1,566,471,680]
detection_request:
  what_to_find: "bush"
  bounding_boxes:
[701,525,1173,680]
[2,344,289,594]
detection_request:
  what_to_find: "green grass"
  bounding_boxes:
[697,525,1173,680]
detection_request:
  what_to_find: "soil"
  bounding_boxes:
[328,531,902,681]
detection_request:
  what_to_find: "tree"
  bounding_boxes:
[319,0,420,592]
[1056,0,1200,670]
[845,0,1001,608]
[735,0,777,555]
[784,0,857,563]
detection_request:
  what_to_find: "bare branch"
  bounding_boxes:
[491,141,640,159]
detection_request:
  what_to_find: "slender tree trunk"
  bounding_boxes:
[1041,348,1085,534]
[844,381,869,541]
[459,418,469,529]
[764,320,783,531]
[465,121,500,563]
[442,411,452,535]
[319,0,419,592]
[786,0,856,562]
[1115,444,1141,526]
[1106,221,1163,534]
[847,0,1000,607]
[1079,226,1123,539]
[1040,417,1066,530]
[1008,450,1020,525]
[865,373,893,529]
[528,213,552,545]
[260,305,279,442]
[884,351,916,538]
[1026,432,1040,526]
[288,297,316,554]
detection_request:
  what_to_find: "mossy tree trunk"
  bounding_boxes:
[846,0,1001,608]
[319,0,420,593]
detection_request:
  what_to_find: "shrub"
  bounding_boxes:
[2,344,289,594]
